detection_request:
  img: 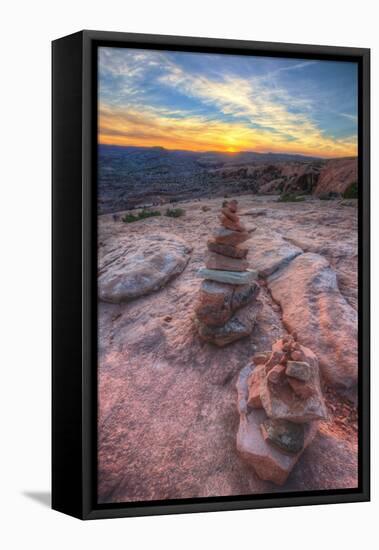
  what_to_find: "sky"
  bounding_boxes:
[98,47,358,158]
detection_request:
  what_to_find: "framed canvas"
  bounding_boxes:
[52,30,370,520]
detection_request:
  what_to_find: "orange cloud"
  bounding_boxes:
[99,105,357,158]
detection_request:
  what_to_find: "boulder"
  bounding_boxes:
[98,233,192,303]
[197,268,257,285]
[206,252,249,272]
[195,280,259,327]
[268,253,358,389]
[207,240,248,259]
[236,366,319,485]
[250,230,302,277]
[195,301,261,347]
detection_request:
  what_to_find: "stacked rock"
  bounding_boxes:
[194,200,260,346]
[236,334,328,485]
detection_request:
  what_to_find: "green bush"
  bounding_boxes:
[165,208,185,218]
[342,181,358,199]
[122,209,161,223]
[277,192,305,203]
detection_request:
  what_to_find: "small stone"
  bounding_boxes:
[195,280,259,327]
[231,282,260,311]
[260,343,328,423]
[253,351,271,365]
[247,365,265,408]
[207,240,249,259]
[291,350,303,361]
[206,252,249,272]
[286,361,312,382]
[195,301,261,347]
[197,268,258,285]
[213,228,250,246]
[287,377,315,399]
[260,419,305,454]
[265,350,285,370]
[228,199,238,213]
[267,364,286,384]
[221,207,239,222]
[218,214,246,232]
[163,315,172,322]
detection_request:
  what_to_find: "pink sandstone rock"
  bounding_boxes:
[213,228,250,246]
[218,214,246,232]
[236,365,319,485]
[268,252,358,389]
[259,339,328,423]
[206,252,249,272]
[195,280,259,327]
[195,299,261,347]
[207,240,249,259]
[221,207,239,222]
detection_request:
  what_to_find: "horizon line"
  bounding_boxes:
[98,141,357,160]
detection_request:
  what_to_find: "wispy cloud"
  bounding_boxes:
[340,112,358,122]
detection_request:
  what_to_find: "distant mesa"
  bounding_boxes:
[98,144,357,215]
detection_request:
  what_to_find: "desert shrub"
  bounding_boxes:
[277,192,305,203]
[342,181,358,199]
[122,209,161,223]
[165,208,185,218]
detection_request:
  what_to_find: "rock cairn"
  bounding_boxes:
[236,334,328,485]
[194,200,260,346]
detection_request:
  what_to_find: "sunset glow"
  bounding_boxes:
[98,48,358,158]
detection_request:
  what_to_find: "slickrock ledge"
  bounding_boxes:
[267,252,358,389]
[250,230,302,277]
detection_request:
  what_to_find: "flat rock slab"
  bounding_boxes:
[236,366,318,485]
[268,253,357,389]
[207,240,249,259]
[206,252,249,272]
[197,268,258,285]
[98,233,192,303]
[213,227,251,246]
[250,230,302,277]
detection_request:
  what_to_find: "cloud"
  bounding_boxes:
[340,112,358,122]
[99,104,357,157]
[98,48,357,157]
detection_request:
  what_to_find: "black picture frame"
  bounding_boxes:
[52,30,370,520]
